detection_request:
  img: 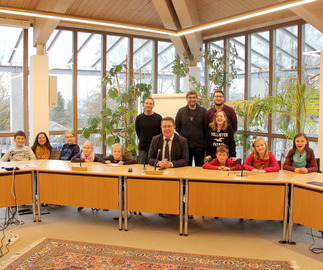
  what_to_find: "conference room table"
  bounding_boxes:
[122,164,188,234]
[183,167,295,242]
[0,161,37,222]
[2,159,323,241]
[35,159,128,230]
[288,172,323,243]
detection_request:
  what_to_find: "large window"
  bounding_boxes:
[0,26,25,153]
[0,20,321,157]
[47,30,73,131]
[158,41,176,93]
[133,38,153,85]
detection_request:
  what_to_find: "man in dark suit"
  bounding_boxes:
[148,117,189,168]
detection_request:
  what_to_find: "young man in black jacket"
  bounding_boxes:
[175,91,206,166]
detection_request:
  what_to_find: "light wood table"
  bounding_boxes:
[0,161,37,222]
[288,172,323,244]
[123,164,190,234]
[36,160,127,230]
[184,167,293,241]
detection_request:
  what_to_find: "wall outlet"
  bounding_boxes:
[8,235,19,245]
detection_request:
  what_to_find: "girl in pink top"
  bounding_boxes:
[244,137,280,173]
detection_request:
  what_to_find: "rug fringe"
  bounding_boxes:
[0,237,47,268]
[291,260,300,270]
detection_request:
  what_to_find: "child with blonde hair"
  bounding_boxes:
[59,130,80,160]
[71,141,106,163]
[244,137,280,173]
[104,143,137,165]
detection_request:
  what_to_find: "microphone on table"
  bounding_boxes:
[142,163,147,173]
[154,149,161,171]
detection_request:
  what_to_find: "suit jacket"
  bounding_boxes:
[148,133,189,168]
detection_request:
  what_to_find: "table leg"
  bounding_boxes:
[118,176,122,230]
[184,179,188,236]
[179,179,183,235]
[32,171,36,222]
[288,184,296,244]
[37,172,41,222]
[124,177,128,231]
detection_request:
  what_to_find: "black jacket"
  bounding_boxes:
[175,104,206,149]
[148,133,189,168]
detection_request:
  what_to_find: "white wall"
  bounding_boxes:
[151,93,187,120]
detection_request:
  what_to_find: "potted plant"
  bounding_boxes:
[82,63,151,156]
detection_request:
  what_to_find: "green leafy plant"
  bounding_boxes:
[172,44,238,108]
[226,74,320,147]
[82,64,151,155]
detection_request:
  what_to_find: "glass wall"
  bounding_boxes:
[0,26,25,153]
[77,32,102,130]
[133,38,153,85]
[158,41,176,93]
[0,21,321,157]
[47,30,73,132]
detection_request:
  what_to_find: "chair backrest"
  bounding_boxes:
[316,158,321,172]
[50,150,61,160]
[277,160,283,170]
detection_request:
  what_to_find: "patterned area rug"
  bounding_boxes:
[3,238,295,269]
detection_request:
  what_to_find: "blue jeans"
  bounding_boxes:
[138,150,148,164]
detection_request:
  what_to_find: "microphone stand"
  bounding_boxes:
[146,149,163,175]
[154,149,161,171]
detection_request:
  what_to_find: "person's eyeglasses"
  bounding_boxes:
[214,95,224,98]
[162,125,173,129]
[187,96,197,99]
[66,136,74,139]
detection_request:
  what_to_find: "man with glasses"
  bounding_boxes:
[175,90,206,166]
[148,117,189,169]
[204,90,237,133]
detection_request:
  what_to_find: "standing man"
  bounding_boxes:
[204,90,237,133]
[148,117,189,168]
[175,90,206,166]
[135,97,162,164]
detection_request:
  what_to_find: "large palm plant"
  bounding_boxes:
[226,75,319,144]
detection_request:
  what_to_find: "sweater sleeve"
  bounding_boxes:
[306,149,318,173]
[1,149,11,162]
[122,155,137,165]
[244,152,256,171]
[203,159,220,170]
[283,150,296,172]
[71,153,85,163]
[264,152,280,172]
[94,155,107,164]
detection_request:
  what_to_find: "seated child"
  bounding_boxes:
[1,130,36,161]
[244,137,280,173]
[59,130,80,160]
[104,143,137,165]
[71,141,106,163]
[283,132,318,174]
[31,132,53,159]
[203,145,241,170]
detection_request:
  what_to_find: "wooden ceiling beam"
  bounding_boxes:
[172,0,203,64]
[152,0,188,58]
[33,0,74,48]
[290,0,323,33]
